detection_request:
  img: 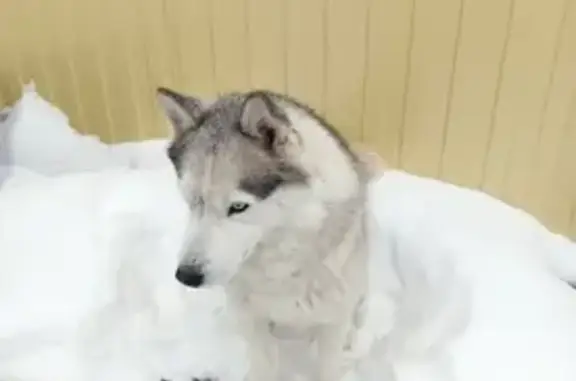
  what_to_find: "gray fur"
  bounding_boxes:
[159,90,360,175]
[157,87,371,381]
[239,166,306,200]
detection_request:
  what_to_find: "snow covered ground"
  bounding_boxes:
[1,84,576,381]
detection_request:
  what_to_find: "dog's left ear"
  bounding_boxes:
[156,87,205,138]
[239,92,294,154]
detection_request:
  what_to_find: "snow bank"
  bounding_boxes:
[0,83,126,175]
[0,167,247,381]
[109,139,171,169]
[366,172,576,381]
[0,83,170,175]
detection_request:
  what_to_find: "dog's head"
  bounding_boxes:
[157,88,362,288]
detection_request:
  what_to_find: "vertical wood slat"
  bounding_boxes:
[439,0,514,188]
[323,0,370,143]
[481,0,568,202]
[167,0,216,98]
[529,0,576,233]
[0,2,27,106]
[544,90,576,233]
[500,0,571,209]
[362,0,415,167]
[135,0,176,138]
[399,0,463,178]
[29,0,86,134]
[75,0,117,142]
[569,91,576,237]
[27,0,119,142]
[97,0,142,142]
[20,0,56,103]
[122,0,162,140]
[210,0,250,93]
[285,0,325,112]
[246,0,286,93]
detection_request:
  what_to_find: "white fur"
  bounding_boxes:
[283,106,359,202]
[229,190,258,206]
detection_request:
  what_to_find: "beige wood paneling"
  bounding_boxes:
[285,0,325,110]
[399,0,463,178]
[362,0,414,168]
[439,0,514,188]
[0,0,575,237]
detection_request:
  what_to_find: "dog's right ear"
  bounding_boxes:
[156,87,204,138]
[240,92,294,155]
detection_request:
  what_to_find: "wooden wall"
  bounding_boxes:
[0,0,575,236]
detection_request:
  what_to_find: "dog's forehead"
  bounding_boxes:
[192,139,276,182]
[167,93,245,162]
[198,94,245,128]
[181,144,308,209]
[179,136,281,200]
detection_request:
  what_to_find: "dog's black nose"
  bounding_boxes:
[175,264,205,288]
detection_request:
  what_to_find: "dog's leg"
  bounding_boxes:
[315,321,354,381]
[243,319,279,381]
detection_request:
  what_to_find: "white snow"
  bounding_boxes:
[109,139,172,169]
[1,85,576,381]
[0,82,171,175]
[0,167,247,381]
[1,83,127,175]
[364,172,576,381]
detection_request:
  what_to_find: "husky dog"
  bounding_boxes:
[156,87,372,381]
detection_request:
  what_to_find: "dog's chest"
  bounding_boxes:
[232,268,340,325]
[231,246,364,326]
[230,211,368,325]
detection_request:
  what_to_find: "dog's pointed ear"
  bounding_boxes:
[240,92,292,153]
[156,87,204,137]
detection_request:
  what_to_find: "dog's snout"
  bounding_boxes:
[175,264,205,288]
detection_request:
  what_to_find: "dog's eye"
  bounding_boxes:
[227,202,251,217]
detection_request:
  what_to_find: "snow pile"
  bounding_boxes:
[1,85,576,381]
[0,83,171,175]
[109,139,172,169]
[364,172,576,381]
[0,83,127,175]
[0,167,247,381]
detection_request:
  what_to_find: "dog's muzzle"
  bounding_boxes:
[175,264,205,288]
